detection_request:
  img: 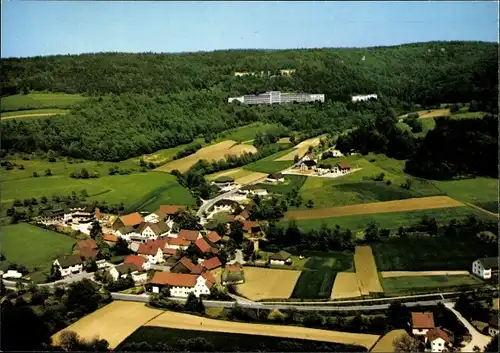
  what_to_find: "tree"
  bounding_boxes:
[393,333,421,352]
[89,220,103,240]
[41,196,48,204]
[80,189,89,198]
[49,262,62,281]
[229,221,244,245]
[33,171,39,178]
[306,199,314,208]
[64,279,103,316]
[184,292,205,314]
[86,260,98,272]
[365,221,380,241]
[396,226,407,237]
[45,168,52,176]
[294,154,300,163]
[173,209,202,230]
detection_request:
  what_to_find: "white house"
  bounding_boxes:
[149,272,214,298]
[137,221,170,240]
[53,254,83,277]
[37,209,65,226]
[351,94,378,102]
[137,239,166,264]
[109,263,148,284]
[269,251,292,265]
[472,257,498,279]
[426,328,451,352]
[123,255,151,271]
[410,312,435,337]
[2,270,23,279]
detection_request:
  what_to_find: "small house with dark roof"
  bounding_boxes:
[298,158,317,171]
[267,173,284,183]
[426,328,451,352]
[53,254,83,277]
[337,161,351,171]
[269,250,292,265]
[137,221,170,240]
[472,257,499,279]
[410,312,435,337]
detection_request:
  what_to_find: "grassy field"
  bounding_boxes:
[372,235,498,271]
[140,139,204,166]
[206,168,267,185]
[0,108,70,119]
[236,267,301,300]
[276,136,323,161]
[256,175,308,195]
[0,223,75,271]
[381,275,483,294]
[1,92,87,112]
[1,171,195,212]
[218,123,284,142]
[291,252,354,299]
[287,206,493,231]
[243,148,296,174]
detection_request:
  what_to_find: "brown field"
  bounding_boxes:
[417,109,451,119]
[50,301,163,349]
[283,196,464,220]
[381,270,470,278]
[370,329,408,352]
[157,141,258,173]
[331,272,362,299]
[146,311,380,349]
[206,168,267,185]
[275,137,322,161]
[354,246,383,296]
[235,267,301,300]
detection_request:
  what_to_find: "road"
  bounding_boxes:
[444,302,493,352]
[197,189,239,219]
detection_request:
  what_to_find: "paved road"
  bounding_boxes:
[444,302,493,352]
[197,189,239,219]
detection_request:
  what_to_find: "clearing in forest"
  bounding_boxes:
[51,301,163,349]
[283,196,464,220]
[235,267,301,300]
[354,246,383,296]
[157,140,257,173]
[330,272,362,299]
[275,137,322,161]
[145,311,380,350]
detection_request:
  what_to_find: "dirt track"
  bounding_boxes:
[146,311,380,349]
[283,196,464,220]
[354,246,384,296]
[381,270,470,278]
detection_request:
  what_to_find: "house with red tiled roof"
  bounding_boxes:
[75,239,99,261]
[149,271,213,298]
[165,237,190,250]
[410,312,435,337]
[137,239,166,264]
[124,254,150,271]
[112,212,144,230]
[170,257,203,275]
[206,231,221,244]
[222,263,245,285]
[426,328,451,352]
[202,257,222,271]
[144,205,186,224]
[178,230,202,242]
[195,237,218,255]
[103,233,118,244]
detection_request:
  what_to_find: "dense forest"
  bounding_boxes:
[1,41,498,161]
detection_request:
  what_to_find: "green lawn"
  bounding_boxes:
[290,252,354,299]
[287,206,494,231]
[243,148,296,174]
[218,123,284,142]
[1,92,87,112]
[0,223,75,271]
[382,275,483,294]
[118,326,363,352]
[0,108,70,119]
[372,235,498,271]
[145,138,205,166]
[432,177,498,208]
[256,175,308,195]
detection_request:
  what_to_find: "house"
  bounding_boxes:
[112,212,144,230]
[178,230,202,242]
[109,263,148,284]
[337,161,352,174]
[351,94,378,102]
[67,204,95,224]
[74,239,99,261]
[115,226,137,240]
[123,254,151,271]
[53,254,83,277]
[242,221,262,237]
[206,231,222,245]
[163,248,178,257]
[472,257,499,279]
[149,272,213,298]
[170,257,203,275]
[488,315,499,336]
[103,233,118,245]
[195,237,219,255]
[37,209,65,225]
[410,312,435,337]
[202,257,222,271]
[267,173,284,183]
[137,221,170,240]
[165,237,191,250]
[210,199,240,215]
[222,264,245,285]
[298,159,317,171]
[426,328,451,352]
[269,250,292,265]
[144,205,186,223]
[137,239,166,264]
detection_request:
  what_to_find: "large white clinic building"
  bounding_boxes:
[228,91,325,105]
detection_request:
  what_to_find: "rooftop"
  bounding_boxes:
[150,272,198,287]
[179,230,201,242]
[411,312,435,329]
[118,212,144,227]
[203,257,222,271]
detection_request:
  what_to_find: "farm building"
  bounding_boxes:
[267,173,284,183]
[426,328,451,353]
[269,251,292,265]
[488,315,499,336]
[472,257,499,279]
[136,221,170,240]
[195,237,219,255]
[337,161,352,172]
[410,312,435,337]
[202,257,222,271]
[74,239,99,261]
[124,254,151,271]
[137,239,167,264]
[178,230,202,242]
[144,204,186,223]
[222,264,245,285]
[53,254,83,277]
[149,272,214,298]
[170,257,204,275]
[112,212,144,230]
[108,263,147,284]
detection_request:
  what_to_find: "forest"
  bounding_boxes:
[0,41,498,162]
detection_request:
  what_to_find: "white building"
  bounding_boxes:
[228,91,325,105]
[137,239,166,264]
[108,263,148,284]
[136,221,170,240]
[268,251,292,266]
[2,270,23,279]
[149,272,214,298]
[472,257,498,279]
[53,254,83,277]
[351,94,378,102]
[410,312,435,337]
[426,328,451,353]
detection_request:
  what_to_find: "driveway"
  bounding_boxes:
[444,302,493,352]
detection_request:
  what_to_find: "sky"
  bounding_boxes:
[1,1,498,58]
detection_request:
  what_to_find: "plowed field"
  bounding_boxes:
[354,246,383,296]
[283,196,464,220]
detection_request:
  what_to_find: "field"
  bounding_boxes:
[257,175,308,195]
[1,171,196,212]
[372,235,498,271]
[0,223,75,271]
[353,246,383,296]
[206,168,267,185]
[1,92,87,112]
[143,310,379,350]
[381,275,483,294]
[157,140,257,173]
[283,196,464,221]
[236,267,301,300]
[140,139,204,166]
[291,252,354,299]
[0,108,70,119]
[244,148,296,174]
[51,301,163,349]
[275,136,322,161]
[370,329,408,352]
[381,270,470,278]
[330,272,362,299]
[218,123,283,142]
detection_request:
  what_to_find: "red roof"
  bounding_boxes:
[124,255,146,270]
[411,312,435,329]
[195,238,218,254]
[166,237,190,247]
[178,257,203,274]
[119,212,144,227]
[163,248,177,256]
[203,257,222,271]
[242,221,260,232]
[75,239,99,260]
[150,272,198,287]
[226,264,243,272]
[201,271,215,288]
[239,210,250,220]
[206,231,221,243]
[156,205,186,217]
[103,233,118,242]
[137,239,166,256]
[179,230,200,242]
[426,328,450,343]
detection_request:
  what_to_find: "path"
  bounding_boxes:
[145,310,380,349]
[381,270,470,278]
[444,302,493,352]
[1,112,66,120]
[466,203,499,218]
